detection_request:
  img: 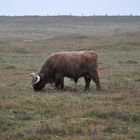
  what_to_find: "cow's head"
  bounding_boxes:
[29,73,46,91]
[29,72,55,91]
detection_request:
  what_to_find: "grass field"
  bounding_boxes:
[0,16,140,140]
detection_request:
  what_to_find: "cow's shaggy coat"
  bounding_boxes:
[31,51,101,91]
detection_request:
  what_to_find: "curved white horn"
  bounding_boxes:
[34,75,40,84]
[28,72,36,77]
[29,73,40,84]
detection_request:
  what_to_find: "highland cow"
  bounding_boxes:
[30,51,101,91]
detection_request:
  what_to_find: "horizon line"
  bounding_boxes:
[0,14,140,17]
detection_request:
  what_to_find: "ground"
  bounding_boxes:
[0,16,140,140]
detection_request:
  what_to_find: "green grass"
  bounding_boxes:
[0,16,140,140]
[0,92,139,140]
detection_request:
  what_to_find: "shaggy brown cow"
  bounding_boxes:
[30,51,101,91]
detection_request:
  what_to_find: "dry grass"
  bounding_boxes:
[0,16,140,140]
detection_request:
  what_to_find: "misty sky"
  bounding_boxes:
[1,0,140,16]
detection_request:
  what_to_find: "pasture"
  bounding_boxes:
[0,16,140,140]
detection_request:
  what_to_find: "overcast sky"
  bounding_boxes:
[1,0,140,16]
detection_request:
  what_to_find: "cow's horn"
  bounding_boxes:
[33,75,40,84]
[28,72,36,77]
[29,73,40,84]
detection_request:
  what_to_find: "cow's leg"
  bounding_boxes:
[91,70,101,91]
[84,73,91,90]
[55,74,64,90]
[55,80,61,90]
[60,78,64,90]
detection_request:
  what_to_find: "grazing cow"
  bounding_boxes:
[30,51,101,91]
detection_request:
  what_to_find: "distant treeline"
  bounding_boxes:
[0,13,139,17]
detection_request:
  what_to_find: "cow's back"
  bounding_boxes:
[46,51,98,78]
